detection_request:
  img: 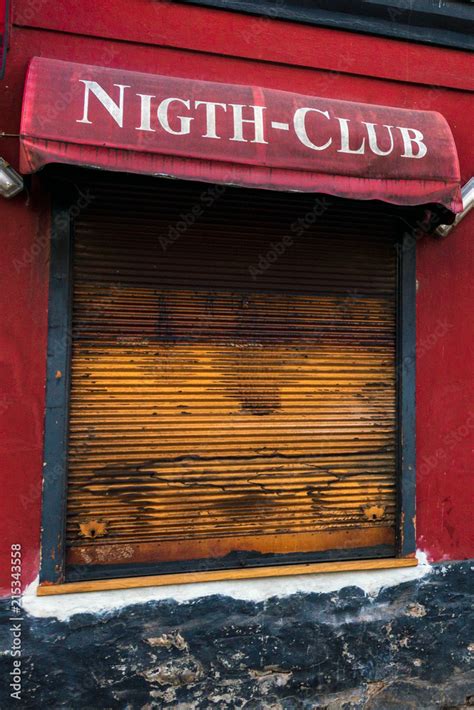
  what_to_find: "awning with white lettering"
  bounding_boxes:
[20,57,462,220]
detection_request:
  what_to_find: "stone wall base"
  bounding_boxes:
[0,561,472,708]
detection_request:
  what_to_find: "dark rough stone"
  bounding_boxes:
[0,560,472,708]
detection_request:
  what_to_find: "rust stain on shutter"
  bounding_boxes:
[66,177,400,568]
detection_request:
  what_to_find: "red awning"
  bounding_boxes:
[20,57,462,218]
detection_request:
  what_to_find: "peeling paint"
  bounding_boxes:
[2,559,472,709]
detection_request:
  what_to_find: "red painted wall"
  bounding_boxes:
[0,0,472,594]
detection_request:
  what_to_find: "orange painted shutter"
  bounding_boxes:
[66,175,399,573]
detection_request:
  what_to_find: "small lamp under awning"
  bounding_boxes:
[0,157,24,198]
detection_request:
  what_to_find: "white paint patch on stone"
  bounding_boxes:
[23,551,431,622]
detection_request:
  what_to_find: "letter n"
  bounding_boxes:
[77,81,130,127]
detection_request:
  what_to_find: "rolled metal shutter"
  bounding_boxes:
[66,175,400,573]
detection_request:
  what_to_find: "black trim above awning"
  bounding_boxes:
[177,0,474,51]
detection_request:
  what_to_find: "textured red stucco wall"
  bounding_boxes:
[0,0,472,594]
[416,223,474,560]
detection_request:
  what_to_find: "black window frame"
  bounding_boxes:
[39,172,417,586]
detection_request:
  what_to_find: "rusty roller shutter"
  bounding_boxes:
[66,175,401,573]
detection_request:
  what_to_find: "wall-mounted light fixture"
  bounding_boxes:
[436,177,474,238]
[0,157,24,198]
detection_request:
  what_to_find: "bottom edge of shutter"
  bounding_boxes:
[38,556,417,596]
